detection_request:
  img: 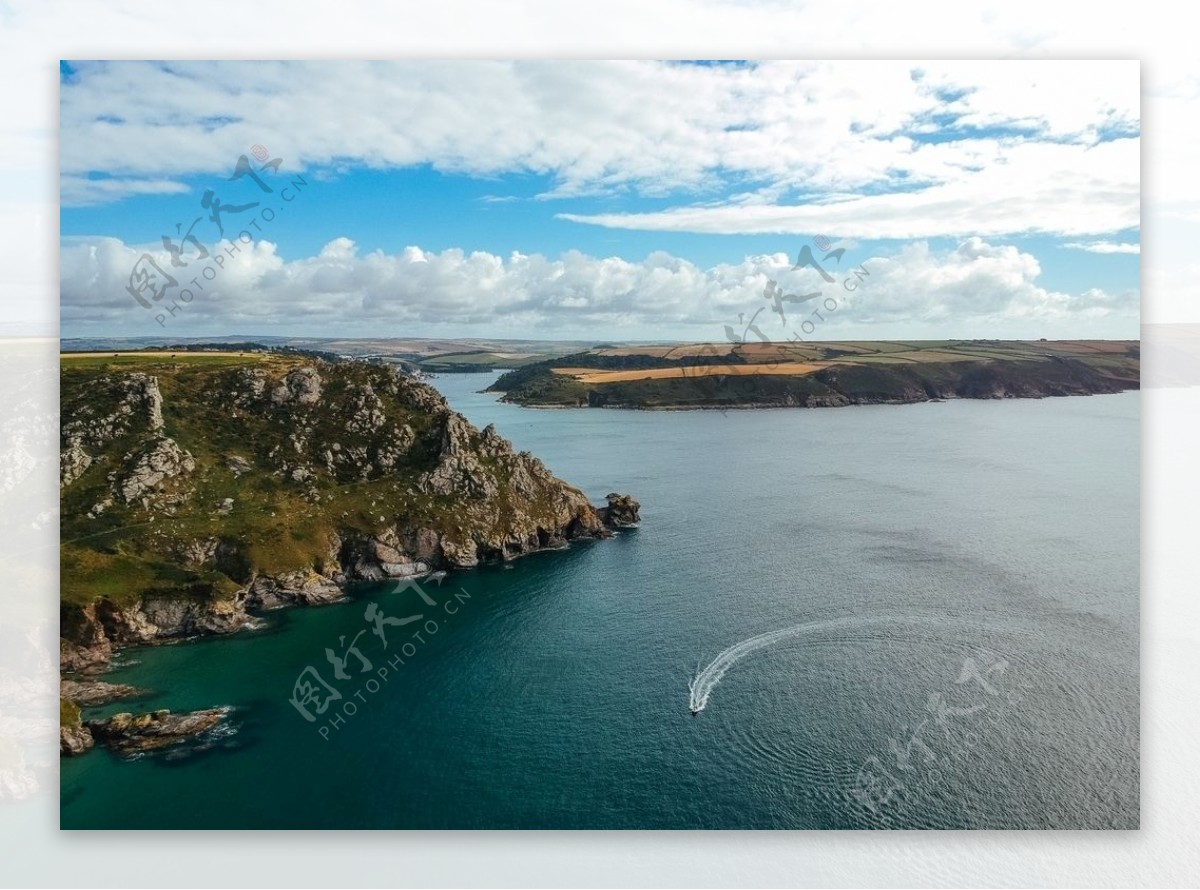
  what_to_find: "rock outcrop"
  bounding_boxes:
[245,570,344,609]
[117,436,195,503]
[599,493,641,528]
[60,723,94,756]
[270,366,323,406]
[59,372,164,487]
[61,679,143,707]
[419,411,501,500]
[59,699,94,756]
[60,593,253,674]
[86,707,231,755]
[60,603,114,674]
[60,438,92,487]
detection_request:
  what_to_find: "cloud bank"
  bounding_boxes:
[61,235,1137,340]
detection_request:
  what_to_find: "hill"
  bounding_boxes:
[488,340,1140,409]
[60,352,637,674]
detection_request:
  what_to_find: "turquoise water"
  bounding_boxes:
[60,375,1139,829]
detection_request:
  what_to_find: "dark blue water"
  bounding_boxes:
[60,374,1138,828]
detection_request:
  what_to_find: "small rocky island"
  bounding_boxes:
[59,353,639,756]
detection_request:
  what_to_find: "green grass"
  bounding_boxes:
[60,698,81,727]
[60,351,277,371]
[59,546,242,608]
[61,356,432,604]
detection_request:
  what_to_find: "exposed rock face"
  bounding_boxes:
[61,679,142,707]
[391,374,447,412]
[438,534,481,569]
[60,697,96,756]
[419,411,501,500]
[246,570,344,609]
[61,566,355,673]
[340,528,432,580]
[60,372,164,488]
[60,723,94,756]
[131,594,247,640]
[343,383,387,433]
[61,592,256,674]
[412,409,612,566]
[171,536,249,580]
[225,454,252,476]
[599,493,641,528]
[87,707,230,755]
[60,603,114,674]
[234,368,268,404]
[271,366,322,406]
[60,439,92,487]
[117,436,195,503]
[138,375,165,430]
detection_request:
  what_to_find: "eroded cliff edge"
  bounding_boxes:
[60,356,639,681]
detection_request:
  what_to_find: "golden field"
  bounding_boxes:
[551,362,833,384]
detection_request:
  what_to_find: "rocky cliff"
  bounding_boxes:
[60,355,639,683]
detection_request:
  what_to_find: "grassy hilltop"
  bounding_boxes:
[489,340,1140,409]
[60,351,634,673]
[61,351,438,608]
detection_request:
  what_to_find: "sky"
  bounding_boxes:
[58,59,1141,342]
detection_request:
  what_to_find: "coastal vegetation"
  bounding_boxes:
[489,340,1140,409]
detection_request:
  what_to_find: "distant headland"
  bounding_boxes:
[486,340,1140,410]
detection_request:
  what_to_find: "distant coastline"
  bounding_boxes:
[486,339,1140,410]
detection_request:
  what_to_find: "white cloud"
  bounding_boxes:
[60,235,1137,340]
[58,60,1139,240]
[559,137,1139,239]
[844,237,1138,326]
[60,175,191,206]
[1063,240,1141,255]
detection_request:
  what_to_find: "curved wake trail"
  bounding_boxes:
[688,617,879,714]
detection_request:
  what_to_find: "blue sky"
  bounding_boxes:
[61,166,1141,298]
[59,60,1140,341]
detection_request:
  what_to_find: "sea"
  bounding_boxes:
[60,373,1139,829]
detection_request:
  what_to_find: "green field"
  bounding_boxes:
[416,351,560,371]
[60,350,276,370]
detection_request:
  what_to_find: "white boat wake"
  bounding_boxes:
[688,614,1019,714]
[688,616,894,714]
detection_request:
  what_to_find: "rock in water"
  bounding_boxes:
[59,698,95,756]
[60,723,95,756]
[600,492,641,528]
[60,679,143,707]
[87,707,231,755]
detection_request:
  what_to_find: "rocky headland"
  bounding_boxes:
[59,354,639,755]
